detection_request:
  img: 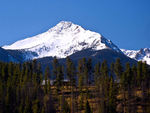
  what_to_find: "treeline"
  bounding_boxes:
[0,57,150,113]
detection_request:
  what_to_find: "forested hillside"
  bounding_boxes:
[0,57,150,113]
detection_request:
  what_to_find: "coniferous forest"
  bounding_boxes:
[0,57,150,113]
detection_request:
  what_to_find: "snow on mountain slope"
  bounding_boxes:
[3,21,121,59]
[121,48,150,65]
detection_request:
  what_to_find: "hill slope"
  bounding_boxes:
[0,47,18,62]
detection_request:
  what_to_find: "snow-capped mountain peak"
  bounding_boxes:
[49,21,75,32]
[3,21,121,59]
[121,48,150,65]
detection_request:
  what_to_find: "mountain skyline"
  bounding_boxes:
[1,20,150,50]
[0,0,150,50]
[121,48,150,65]
[2,21,150,65]
[3,21,122,59]
[2,20,150,51]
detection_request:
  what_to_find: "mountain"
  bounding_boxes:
[0,47,19,62]
[121,48,150,65]
[3,21,121,60]
[6,49,38,62]
[35,49,136,73]
[1,21,137,67]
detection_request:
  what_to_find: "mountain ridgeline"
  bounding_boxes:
[1,21,138,67]
[121,48,150,65]
[1,21,150,66]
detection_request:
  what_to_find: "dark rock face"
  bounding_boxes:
[0,47,136,72]
[36,49,137,71]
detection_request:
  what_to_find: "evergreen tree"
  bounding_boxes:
[94,62,101,86]
[36,63,43,85]
[66,57,76,86]
[32,60,37,74]
[52,57,59,80]
[141,61,149,113]
[79,92,84,110]
[110,62,114,77]
[85,100,92,113]
[77,59,84,92]
[66,57,76,113]
[44,67,48,95]
[99,60,109,113]
[32,99,40,113]
[125,63,132,113]
[8,62,14,79]
[84,65,89,87]
[55,65,64,92]
[44,66,51,94]
[24,96,31,113]
[60,95,70,113]
[77,59,85,111]
[87,58,92,84]
[108,76,117,113]
[114,58,123,82]
[137,61,143,87]
[2,63,8,82]
[132,64,137,88]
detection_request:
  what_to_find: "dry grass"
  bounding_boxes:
[49,85,150,113]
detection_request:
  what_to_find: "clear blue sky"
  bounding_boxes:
[0,0,150,50]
